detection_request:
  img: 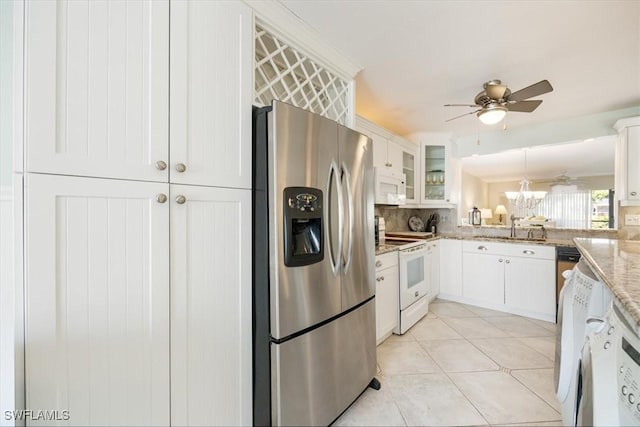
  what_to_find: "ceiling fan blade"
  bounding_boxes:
[506,100,542,113]
[486,84,507,100]
[506,80,553,102]
[444,103,478,107]
[445,109,481,122]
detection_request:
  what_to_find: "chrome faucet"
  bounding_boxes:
[527,229,534,240]
[541,225,547,240]
[510,214,519,238]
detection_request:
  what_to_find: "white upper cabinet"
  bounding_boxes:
[421,141,454,206]
[24,0,169,182]
[24,174,170,426]
[396,137,419,205]
[170,184,252,426]
[614,117,640,206]
[170,1,252,189]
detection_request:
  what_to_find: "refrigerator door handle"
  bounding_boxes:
[341,162,354,272]
[327,160,343,275]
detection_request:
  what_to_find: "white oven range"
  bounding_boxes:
[386,239,429,334]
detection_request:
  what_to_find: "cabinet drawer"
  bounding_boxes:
[500,243,555,260]
[462,240,555,260]
[375,251,398,271]
[462,240,513,255]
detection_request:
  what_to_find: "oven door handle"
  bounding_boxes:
[341,162,354,272]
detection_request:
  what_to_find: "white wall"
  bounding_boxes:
[460,171,488,222]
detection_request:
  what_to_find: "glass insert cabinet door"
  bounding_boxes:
[403,151,415,201]
[423,145,446,201]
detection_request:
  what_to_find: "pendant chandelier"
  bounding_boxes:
[504,150,547,210]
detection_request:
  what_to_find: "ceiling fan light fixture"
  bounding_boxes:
[477,105,507,125]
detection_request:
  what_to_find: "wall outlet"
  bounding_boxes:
[625,214,640,226]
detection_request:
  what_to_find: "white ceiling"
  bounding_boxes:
[280,0,638,182]
[281,0,640,138]
[461,136,616,183]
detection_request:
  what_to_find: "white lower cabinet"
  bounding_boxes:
[375,251,399,345]
[25,174,170,426]
[462,251,505,308]
[461,240,556,321]
[426,241,440,301]
[504,255,556,318]
[170,184,251,426]
[23,175,252,426]
[439,239,462,298]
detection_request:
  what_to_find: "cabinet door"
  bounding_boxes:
[375,265,399,344]
[170,185,251,426]
[387,140,404,175]
[401,145,419,204]
[170,1,252,189]
[462,252,504,307]
[371,132,389,169]
[422,143,448,204]
[440,239,462,297]
[627,126,640,200]
[504,257,555,318]
[25,174,170,426]
[429,242,440,300]
[24,1,169,182]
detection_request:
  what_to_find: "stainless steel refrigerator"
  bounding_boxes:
[253,101,377,426]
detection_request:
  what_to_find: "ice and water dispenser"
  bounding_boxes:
[283,187,324,267]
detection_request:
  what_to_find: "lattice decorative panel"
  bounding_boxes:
[255,23,351,125]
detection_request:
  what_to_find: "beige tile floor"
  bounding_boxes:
[334,299,562,427]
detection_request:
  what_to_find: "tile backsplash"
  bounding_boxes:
[619,205,640,240]
[374,205,457,234]
[375,203,640,241]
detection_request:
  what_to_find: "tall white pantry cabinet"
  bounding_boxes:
[20,1,252,426]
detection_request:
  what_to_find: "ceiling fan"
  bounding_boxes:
[538,171,584,187]
[445,79,553,124]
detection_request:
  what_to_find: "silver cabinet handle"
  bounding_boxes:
[375,261,382,267]
[376,277,381,282]
[156,193,168,203]
[175,195,186,204]
[631,191,637,196]
[381,276,385,281]
[478,245,488,251]
[505,259,510,264]
[498,259,503,262]
[175,163,187,173]
[155,160,167,170]
[522,250,535,255]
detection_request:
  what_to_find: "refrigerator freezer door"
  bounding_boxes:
[269,101,342,339]
[339,125,375,310]
[271,299,376,426]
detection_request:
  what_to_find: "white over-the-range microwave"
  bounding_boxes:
[374,167,406,205]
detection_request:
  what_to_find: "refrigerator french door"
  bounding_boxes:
[253,101,377,426]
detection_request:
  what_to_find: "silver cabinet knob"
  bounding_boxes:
[631,191,637,196]
[156,193,168,203]
[505,259,510,264]
[155,160,167,170]
[175,195,186,204]
[375,261,382,267]
[498,259,503,263]
[175,163,187,173]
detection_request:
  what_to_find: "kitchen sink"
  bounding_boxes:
[478,236,547,243]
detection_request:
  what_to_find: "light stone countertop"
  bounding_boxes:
[573,238,640,331]
[374,234,574,256]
